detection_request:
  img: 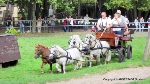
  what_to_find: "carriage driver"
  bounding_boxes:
[96,12,113,31]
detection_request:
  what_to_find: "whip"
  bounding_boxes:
[99,27,107,38]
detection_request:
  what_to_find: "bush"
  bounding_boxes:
[5,27,20,35]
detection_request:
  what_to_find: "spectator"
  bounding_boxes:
[43,15,48,32]
[134,17,139,32]
[50,15,57,33]
[68,15,73,32]
[37,16,43,33]
[19,15,24,33]
[91,26,96,32]
[5,15,12,29]
[147,16,150,32]
[47,15,52,33]
[84,14,93,31]
[79,16,83,29]
[62,16,68,32]
[140,17,144,32]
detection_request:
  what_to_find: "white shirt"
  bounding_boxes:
[97,17,112,27]
[69,18,73,25]
[112,18,121,31]
[84,16,90,24]
[134,19,138,26]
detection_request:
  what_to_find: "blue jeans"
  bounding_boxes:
[114,30,124,34]
[63,26,68,32]
[20,23,24,33]
[84,23,88,31]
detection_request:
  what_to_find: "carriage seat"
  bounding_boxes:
[115,34,123,38]
[115,30,131,38]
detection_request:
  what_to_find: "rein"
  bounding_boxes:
[89,40,110,50]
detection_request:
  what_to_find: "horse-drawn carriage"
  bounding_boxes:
[95,26,135,62]
[34,25,135,74]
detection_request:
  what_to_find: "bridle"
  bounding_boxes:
[35,49,42,58]
[84,37,97,49]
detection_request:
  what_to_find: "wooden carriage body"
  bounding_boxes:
[96,31,116,47]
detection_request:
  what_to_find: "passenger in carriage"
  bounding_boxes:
[112,13,122,34]
[112,13,122,46]
[96,12,112,32]
[116,10,129,35]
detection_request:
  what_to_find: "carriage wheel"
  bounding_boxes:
[118,48,126,62]
[127,45,132,59]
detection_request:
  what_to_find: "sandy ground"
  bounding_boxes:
[47,66,150,84]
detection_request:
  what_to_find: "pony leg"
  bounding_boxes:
[41,62,46,74]
[55,63,61,72]
[50,63,53,74]
[105,50,112,64]
[97,55,100,65]
[62,65,66,74]
[73,61,78,70]
[89,55,93,67]
[79,61,83,69]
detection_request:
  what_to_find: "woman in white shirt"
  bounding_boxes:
[112,13,122,34]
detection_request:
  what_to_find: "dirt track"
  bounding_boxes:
[47,66,150,84]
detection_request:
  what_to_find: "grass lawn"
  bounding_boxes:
[0,33,149,84]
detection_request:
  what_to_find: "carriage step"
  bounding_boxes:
[121,37,133,41]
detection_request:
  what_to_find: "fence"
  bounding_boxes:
[0,19,150,32]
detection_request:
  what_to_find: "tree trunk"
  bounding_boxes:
[94,0,97,18]
[36,3,40,19]
[143,32,150,61]
[131,8,137,21]
[27,2,33,20]
[32,1,36,33]
[18,0,25,19]
[42,0,48,17]
[5,0,10,18]
[144,11,149,21]
[97,0,102,18]
[133,8,137,20]
[138,10,142,18]
[78,0,81,16]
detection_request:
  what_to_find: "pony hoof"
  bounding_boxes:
[58,69,61,72]
[41,72,44,74]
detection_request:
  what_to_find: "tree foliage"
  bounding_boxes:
[104,0,150,11]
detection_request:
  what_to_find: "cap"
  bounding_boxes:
[117,10,121,14]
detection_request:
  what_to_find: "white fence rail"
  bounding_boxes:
[0,19,150,32]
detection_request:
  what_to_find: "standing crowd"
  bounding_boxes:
[4,10,150,33]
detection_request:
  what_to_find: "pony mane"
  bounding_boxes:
[71,35,83,44]
[35,44,48,49]
[51,45,65,55]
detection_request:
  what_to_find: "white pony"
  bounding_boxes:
[83,34,111,67]
[49,45,84,74]
[68,35,83,49]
